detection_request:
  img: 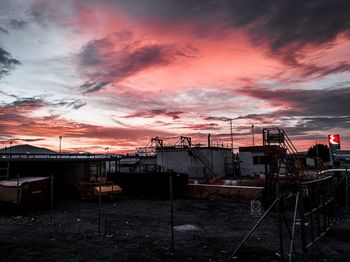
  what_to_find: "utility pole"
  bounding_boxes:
[251,124,255,146]
[59,136,62,154]
[229,119,235,177]
[9,140,12,157]
[230,120,233,150]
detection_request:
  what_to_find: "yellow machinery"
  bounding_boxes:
[77,181,122,200]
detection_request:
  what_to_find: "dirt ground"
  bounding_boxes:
[0,197,349,262]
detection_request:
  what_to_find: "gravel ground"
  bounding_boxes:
[0,197,349,262]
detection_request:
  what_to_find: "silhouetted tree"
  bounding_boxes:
[307,144,330,162]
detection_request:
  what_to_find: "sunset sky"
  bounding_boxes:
[0,0,350,153]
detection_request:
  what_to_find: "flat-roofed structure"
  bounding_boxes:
[156,146,232,178]
[239,145,287,176]
[0,149,119,197]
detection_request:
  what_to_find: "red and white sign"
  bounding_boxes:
[328,134,340,145]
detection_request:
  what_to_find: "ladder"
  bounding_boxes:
[263,128,305,203]
[190,150,216,177]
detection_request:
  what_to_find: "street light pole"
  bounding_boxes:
[230,119,233,150]
[9,140,12,157]
[59,136,62,154]
[229,119,236,177]
[251,124,255,146]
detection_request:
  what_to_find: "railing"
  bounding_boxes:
[299,176,336,251]
[280,129,306,176]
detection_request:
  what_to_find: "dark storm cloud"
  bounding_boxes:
[50,99,87,109]
[123,109,184,120]
[117,0,350,40]
[23,1,350,70]
[67,100,87,109]
[295,116,350,131]
[205,99,350,136]
[116,0,350,66]
[78,38,113,66]
[0,27,9,34]
[238,86,350,116]
[1,96,86,114]
[5,97,45,109]
[79,38,173,79]
[8,19,28,30]
[275,61,350,83]
[0,109,26,123]
[16,138,45,142]
[28,1,51,26]
[0,99,173,140]
[77,33,195,93]
[0,97,45,125]
[180,123,220,131]
[224,1,350,49]
[203,116,232,122]
[300,62,350,79]
[234,0,350,67]
[80,81,110,93]
[26,1,77,30]
[209,113,349,141]
[262,115,350,138]
[226,85,350,138]
[0,47,21,78]
[111,118,130,127]
[2,138,46,143]
[116,0,221,22]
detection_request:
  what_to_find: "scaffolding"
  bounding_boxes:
[262,128,305,203]
[229,128,337,261]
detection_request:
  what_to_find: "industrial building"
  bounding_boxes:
[239,145,287,177]
[151,136,232,179]
[119,155,157,173]
[0,144,189,200]
[0,145,117,198]
[157,146,232,178]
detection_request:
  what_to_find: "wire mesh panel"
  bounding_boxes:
[300,176,336,250]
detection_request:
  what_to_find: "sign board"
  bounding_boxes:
[250,200,261,217]
[328,134,340,149]
[267,133,284,143]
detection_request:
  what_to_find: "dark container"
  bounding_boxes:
[0,177,50,210]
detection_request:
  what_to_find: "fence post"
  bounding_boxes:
[346,168,349,209]
[16,174,20,205]
[309,184,314,243]
[277,183,284,260]
[98,161,102,235]
[50,174,54,224]
[289,192,299,262]
[169,174,175,251]
[298,184,307,253]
